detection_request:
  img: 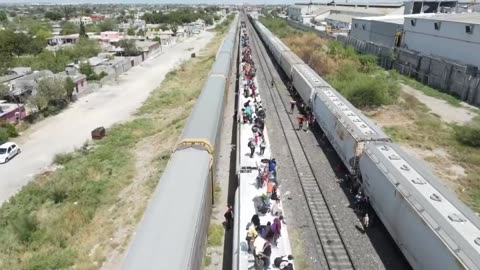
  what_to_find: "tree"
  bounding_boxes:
[0,30,16,74]
[0,11,7,23]
[79,62,94,78]
[127,27,135,36]
[9,11,17,18]
[137,29,145,36]
[98,19,115,32]
[171,24,178,36]
[205,16,214,26]
[160,24,169,31]
[118,39,139,56]
[61,22,79,35]
[83,8,93,16]
[44,11,63,21]
[0,84,9,99]
[79,20,87,38]
[64,77,75,101]
[29,76,67,111]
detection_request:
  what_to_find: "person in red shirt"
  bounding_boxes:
[289,100,296,114]
[297,114,304,130]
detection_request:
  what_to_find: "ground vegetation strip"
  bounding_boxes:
[0,33,225,270]
[260,15,480,212]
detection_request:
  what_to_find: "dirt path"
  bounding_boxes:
[401,84,477,124]
[0,31,215,204]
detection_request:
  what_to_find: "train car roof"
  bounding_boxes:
[293,63,331,89]
[121,149,211,270]
[364,142,480,269]
[314,86,389,140]
[181,75,226,147]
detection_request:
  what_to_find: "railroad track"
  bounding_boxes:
[246,19,355,270]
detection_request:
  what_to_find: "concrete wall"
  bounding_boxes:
[403,18,480,68]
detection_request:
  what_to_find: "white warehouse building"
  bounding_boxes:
[403,13,480,68]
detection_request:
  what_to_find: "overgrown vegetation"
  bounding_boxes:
[261,16,400,109]
[454,119,480,147]
[13,38,101,73]
[142,7,222,25]
[0,121,19,143]
[214,14,235,34]
[207,223,224,247]
[0,27,227,269]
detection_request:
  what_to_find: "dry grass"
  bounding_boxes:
[0,32,226,269]
[289,229,313,270]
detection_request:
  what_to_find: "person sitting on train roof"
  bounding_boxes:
[246,223,258,253]
[274,255,294,270]
[268,159,277,178]
[251,214,260,230]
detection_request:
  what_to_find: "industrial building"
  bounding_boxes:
[350,13,436,47]
[402,12,480,68]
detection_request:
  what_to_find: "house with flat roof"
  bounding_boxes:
[0,101,27,124]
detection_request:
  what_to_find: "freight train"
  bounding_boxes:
[250,15,480,270]
[120,15,239,270]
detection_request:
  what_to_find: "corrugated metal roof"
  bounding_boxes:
[326,13,355,23]
[413,12,480,24]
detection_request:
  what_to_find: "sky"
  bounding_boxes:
[0,0,402,5]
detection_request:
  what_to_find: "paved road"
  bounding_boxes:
[0,31,215,204]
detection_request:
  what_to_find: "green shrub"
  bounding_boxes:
[53,152,75,165]
[454,124,480,147]
[26,249,76,270]
[0,121,18,138]
[0,128,8,144]
[11,212,38,243]
[328,65,400,108]
[98,71,109,80]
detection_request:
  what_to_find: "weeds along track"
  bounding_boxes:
[246,20,355,270]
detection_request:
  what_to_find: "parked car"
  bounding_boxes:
[0,142,21,163]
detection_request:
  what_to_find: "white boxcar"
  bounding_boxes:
[359,142,480,270]
[278,50,303,79]
[312,87,389,174]
[292,63,330,103]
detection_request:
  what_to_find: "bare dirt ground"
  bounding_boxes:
[0,30,215,204]
[370,88,475,193]
[401,83,477,124]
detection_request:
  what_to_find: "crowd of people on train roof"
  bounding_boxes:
[225,22,294,270]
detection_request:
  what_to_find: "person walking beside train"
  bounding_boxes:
[224,204,233,230]
[289,100,296,114]
[297,114,304,131]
